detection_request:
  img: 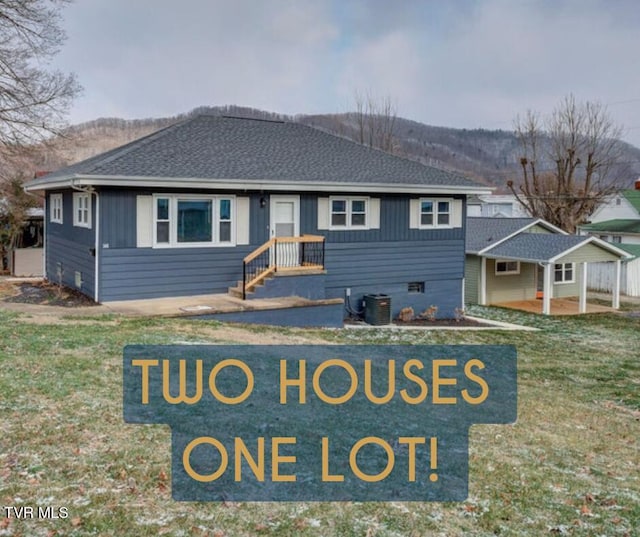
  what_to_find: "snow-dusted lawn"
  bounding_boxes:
[1,306,638,536]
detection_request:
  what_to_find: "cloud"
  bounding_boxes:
[53,0,640,147]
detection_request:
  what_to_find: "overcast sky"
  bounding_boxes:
[52,0,640,147]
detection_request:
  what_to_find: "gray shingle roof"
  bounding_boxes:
[485,233,589,261]
[465,217,536,254]
[27,115,483,190]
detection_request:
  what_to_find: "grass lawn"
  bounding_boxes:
[0,306,638,536]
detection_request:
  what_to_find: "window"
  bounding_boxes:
[419,198,451,228]
[330,197,368,229]
[495,260,520,275]
[554,262,574,283]
[153,195,234,247]
[408,282,425,293]
[50,194,63,224]
[612,235,622,243]
[73,193,91,228]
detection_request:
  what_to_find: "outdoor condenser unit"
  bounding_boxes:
[363,294,391,326]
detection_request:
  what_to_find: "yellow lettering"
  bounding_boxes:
[349,437,394,482]
[234,437,265,482]
[208,359,254,404]
[272,437,297,482]
[162,359,202,404]
[400,359,428,404]
[462,359,489,404]
[321,437,344,482]
[182,436,228,482]
[432,359,457,404]
[398,437,425,482]
[313,359,358,404]
[364,359,395,404]
[279,359,306,404]
[131,359,158,404]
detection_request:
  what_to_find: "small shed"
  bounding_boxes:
[465,217,632,314]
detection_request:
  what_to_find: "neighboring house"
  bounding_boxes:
[579,185,640,244]
[24,114,488,321]
[464,217,631,314]
[588,184,640,222]
[578,220,640,245]
[466,194,529,218]
[587,243,640,298]
[7,208,44,277]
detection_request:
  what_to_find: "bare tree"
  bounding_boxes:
[351,90,398,153]
[0,173,39,270]
[507,95,625,233]
[0,0,81,149]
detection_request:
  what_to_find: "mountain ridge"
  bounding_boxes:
[17,105,640,191]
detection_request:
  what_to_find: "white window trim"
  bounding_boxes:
[418,197,453,229]
[73,192,91,228]
[50,194,63,224]
[152,194,236,248]
[328,196,370,230]
[554,262,575,284]
[495,259,520,275]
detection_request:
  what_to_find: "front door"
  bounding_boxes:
[270,195,300,267]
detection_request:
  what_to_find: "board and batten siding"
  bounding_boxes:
[46,191,96,298]
[95,189,467,313]
[307,193,466,317]
[97,189,256,301]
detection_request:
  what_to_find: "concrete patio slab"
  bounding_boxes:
[493,298,615,315]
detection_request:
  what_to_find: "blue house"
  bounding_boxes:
[24,115,488,322]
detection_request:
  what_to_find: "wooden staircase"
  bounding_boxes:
[230,235,325,299]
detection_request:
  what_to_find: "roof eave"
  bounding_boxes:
[24,174,492,195]
[476,218,566,255]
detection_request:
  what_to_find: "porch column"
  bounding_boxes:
[613,259,621,310]
[579,262,588,314]
[479,257,487,306]
[542,263,552,315]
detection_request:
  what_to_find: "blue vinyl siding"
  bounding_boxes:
[46,191,96,297]
[100,246,253,301]
[98,190,464,247]
[324,240,464,317]
[100,190,136,248]
[301,193,465,243]
[71,188,467,315]
[99,189,271,247]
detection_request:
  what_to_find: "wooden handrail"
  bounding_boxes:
[243,238,275,264]
[241,235,326,299]
[243,235,324,263]
[245,266,276,290]
[276,234,325,243]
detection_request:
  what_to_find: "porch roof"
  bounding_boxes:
[482,233,631,263]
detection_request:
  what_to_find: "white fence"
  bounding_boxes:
[587,260,640,297]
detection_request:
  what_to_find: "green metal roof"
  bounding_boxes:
[622,189,640,213]
[579,219,640,234]
[616,243,640,260]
